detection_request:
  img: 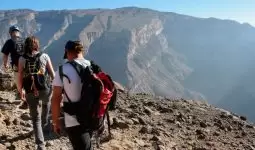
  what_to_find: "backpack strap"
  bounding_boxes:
[59,65,72,103]
[67,60,93,83]
[67,61,84,78]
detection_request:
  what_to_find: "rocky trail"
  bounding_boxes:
[0,88,255,150]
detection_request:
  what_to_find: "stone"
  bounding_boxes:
[20,113,31,121]
[206,142,215,147]
[112,117,129,129]
[176,113,186,122]
[145,101,155,107]
[246,124,254,129]
[152,128,161,136]
[125,119,134,125]
[175,121,182,128]
[198,134,206,140]
[131,118,140,125]
[135,139,145,146]
[139,126,152,134]
[213,131,220,136]
[0,135,7,141]
[144,106,153,115]
[46,141,54,147]
[193,147,207,150]
[12,118,20,125]
[248,145,255,150]
[0,72,15,91]
[138,117,146,125]
[242,131,247,137]
[20,121,32,128]
[240,116,247,121]
[227,126,233,132]
[151,135,161,141]
[129,104,137,109]
[200,121,207,128]
[166,118,175,124]
[196,129,206,140]
[0,144,5,149]
[4,118,11,126]
[4,142,11,147]
[159,107,174,113]
[196,129,204,135]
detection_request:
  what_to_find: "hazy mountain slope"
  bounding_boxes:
[0,7,255,121]
[163,15,255,104]
[218,64,255,121]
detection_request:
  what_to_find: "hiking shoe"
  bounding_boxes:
[19,101,28,109]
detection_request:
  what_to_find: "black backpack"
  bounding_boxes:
[59,60,116,133]
[22,53,49,93]
[11,37,25,67]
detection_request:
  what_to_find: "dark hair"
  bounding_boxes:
[65,40,84,53]
[64,40,84,59]
[24,36,40,55]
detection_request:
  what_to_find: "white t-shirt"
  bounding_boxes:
[52,58,91,128]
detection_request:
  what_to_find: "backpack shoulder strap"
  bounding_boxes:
[59,65,71,83]
[59,65,64,82]
[67,61,84,78]
[59,65,72,103]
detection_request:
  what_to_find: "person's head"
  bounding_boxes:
[24,36,40,55]
[9,26,21,39]
[64,40,84,61]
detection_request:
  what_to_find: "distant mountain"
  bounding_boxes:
[0,7,255,121]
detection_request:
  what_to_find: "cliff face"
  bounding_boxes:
[0,7,255,121]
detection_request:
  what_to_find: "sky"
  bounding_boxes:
[0,0,255,26]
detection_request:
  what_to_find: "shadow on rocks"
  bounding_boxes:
[0,131,33,144]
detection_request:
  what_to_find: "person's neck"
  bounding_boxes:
[69,53,83,61]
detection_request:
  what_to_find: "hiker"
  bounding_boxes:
[51,40,93,150]
[17,36,55,150]
[1,25,28,109]
[51,40,116,150]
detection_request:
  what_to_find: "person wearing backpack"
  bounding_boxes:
[51,41,93,150]
[51,40,116,150]
[1,25,28,109]
[17,36,55,150]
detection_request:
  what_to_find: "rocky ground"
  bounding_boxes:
[0,89,255,150]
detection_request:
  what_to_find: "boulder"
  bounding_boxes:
[0,71,15,91]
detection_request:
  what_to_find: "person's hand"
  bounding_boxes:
[53,120,61,135]
[4,64,8,69]
[2,64,9,72]
[33,89,39,97]
[20,89,26,101]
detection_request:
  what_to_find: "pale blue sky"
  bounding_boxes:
[1,0,255,26]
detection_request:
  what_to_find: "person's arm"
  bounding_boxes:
[51,86,63,132]
[18,57,25,100]
[1,40,10,68]
[51,70,63,134]
[2,54,9,68]
[46,56,55,79]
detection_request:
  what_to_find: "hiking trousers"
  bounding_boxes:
[26,88,52,150]
[66,125,93,150]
